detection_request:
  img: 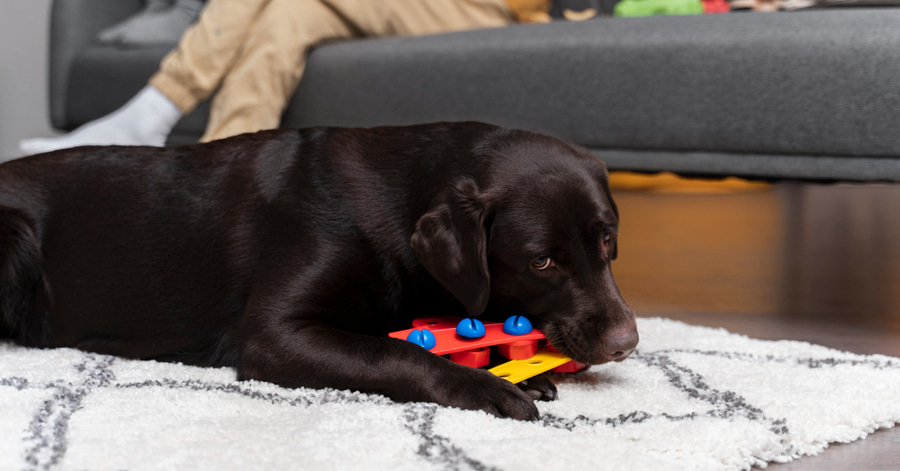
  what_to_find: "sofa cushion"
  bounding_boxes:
[287,9,900,158]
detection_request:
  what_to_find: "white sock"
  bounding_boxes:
[19,85,182,156]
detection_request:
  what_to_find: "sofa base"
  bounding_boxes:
[597,149,900,183]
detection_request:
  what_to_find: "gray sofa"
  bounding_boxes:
[50,0,900,181]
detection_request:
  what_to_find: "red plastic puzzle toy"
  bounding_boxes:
[389,316,587,383]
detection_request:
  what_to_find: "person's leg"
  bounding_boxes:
[321,0,517,37]
[149,0,273,114]
[200,0,517,142]
[19,0,270,156]
[199,0,357,142]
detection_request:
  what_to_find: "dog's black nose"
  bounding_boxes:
[602,328,639,360]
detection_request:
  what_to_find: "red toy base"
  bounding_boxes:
[552,361,588,373]
[498,340,538,360]
[449,347,491,368]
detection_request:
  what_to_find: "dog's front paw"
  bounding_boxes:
[436,366,540,420]
[519,374,558,402]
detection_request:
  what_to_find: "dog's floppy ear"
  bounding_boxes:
[593,155,619,261]
[411,177,490,316]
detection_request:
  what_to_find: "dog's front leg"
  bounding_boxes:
[238,322,539,420]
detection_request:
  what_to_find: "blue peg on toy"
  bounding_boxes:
[503,315,533,335]
[406,328,437,350]
[456,318,486,338]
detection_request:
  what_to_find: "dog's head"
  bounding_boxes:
[411,130,638,365]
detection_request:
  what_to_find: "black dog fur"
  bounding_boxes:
[0,122,637,420]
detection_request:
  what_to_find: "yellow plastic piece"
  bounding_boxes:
[488,347,572,384]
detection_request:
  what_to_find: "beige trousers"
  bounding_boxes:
[149,0,517,142]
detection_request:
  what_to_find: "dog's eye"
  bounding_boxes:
[531,256,553,271]
[602,232,613,246]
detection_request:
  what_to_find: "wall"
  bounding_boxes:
[0,0,58,161]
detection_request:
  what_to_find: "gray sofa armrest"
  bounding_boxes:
[49,0,143,130]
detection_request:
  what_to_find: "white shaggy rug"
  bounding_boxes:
[2,317,898,471]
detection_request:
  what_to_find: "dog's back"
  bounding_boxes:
[0,124,493,362]
[0,138,274,362]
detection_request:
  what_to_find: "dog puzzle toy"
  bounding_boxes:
[405,328,437,350]
[502,315,533,335]
[456,318,486,338]
[389,315,586,384]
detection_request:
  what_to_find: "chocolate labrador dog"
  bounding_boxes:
[0,122,637,420]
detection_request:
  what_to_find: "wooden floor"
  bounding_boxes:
[607,173,900,470]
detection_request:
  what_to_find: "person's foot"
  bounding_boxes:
[98,0,203,47]
[19,86,182,156]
